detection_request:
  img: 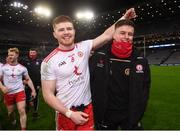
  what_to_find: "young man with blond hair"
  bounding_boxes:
[0,47,36,130]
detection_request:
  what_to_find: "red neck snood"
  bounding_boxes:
[111,40,133,58]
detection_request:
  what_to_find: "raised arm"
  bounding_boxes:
[92,8,137,50]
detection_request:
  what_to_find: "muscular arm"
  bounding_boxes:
[0,76,8,94]
[42,79,89,125]
[24,75,36,98]
[0,81,8,94]
[92,8,136,50]
[41,80,68,114]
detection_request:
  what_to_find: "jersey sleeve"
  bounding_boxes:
[41,61,56,80]
[0,65,3,77]
[80,40,93,57]
[23,67,29,77]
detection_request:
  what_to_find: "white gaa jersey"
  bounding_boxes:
[41,40,93,109]
[0,63,28,94]
[0,63,3,75]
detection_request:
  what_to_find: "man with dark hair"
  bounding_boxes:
[23,48,41,118]
[90,19,151,130]
[41,9,136,130]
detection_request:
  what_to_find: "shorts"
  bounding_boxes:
[56,103,94,130]
[4,90,26,106]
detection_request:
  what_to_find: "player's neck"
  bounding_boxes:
[9,61,18,66]
[58,43,75,51]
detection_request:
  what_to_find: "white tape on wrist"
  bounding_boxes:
[65,109,73,118]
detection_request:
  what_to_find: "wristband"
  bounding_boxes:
[65,109,73,118]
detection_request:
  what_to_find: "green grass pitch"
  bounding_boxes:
[143,66,180,129]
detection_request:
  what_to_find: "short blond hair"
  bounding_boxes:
[8,47,19,55]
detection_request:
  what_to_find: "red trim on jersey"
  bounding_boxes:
[43,48,59,63]
[56,46,75,52]
[7,63,25,68]
[8,63,18,66]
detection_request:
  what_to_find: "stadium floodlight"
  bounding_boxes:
[34,5,52,18]
[84,11,94,20]
[10,1,28,10]
[76,10,94,20]
[44,8,51,17]
[76,12,84,19]
[23,5,28,10]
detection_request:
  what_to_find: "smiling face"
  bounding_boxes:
[8,51,18,64]
[113,25,134,43]
[113,19,135,44]
[7,48,19,64]
[53,22,75,47]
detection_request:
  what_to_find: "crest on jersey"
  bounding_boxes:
[77,51,83,57]
[125,68,130,76]
[36,61,40,65]
[136,64,144,73]
[97,59,104,68]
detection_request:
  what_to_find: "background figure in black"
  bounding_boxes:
[90,19,151,130]
[23,49,41,118]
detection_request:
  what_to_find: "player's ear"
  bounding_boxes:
[53,31,57,39]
